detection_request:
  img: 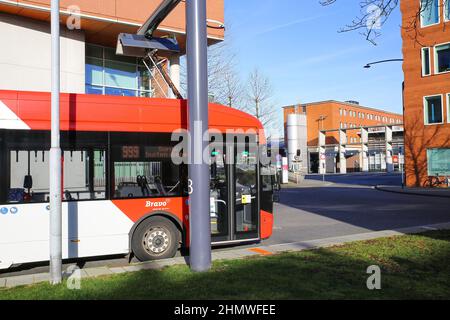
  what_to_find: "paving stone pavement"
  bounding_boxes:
[1,221,450,290]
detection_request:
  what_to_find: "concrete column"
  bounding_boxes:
[339,129,347,174]
[385,126,394,173]
[360,127,369,172]
[287,114,307,172]
[169,54,180,98]
[318,130,326,174]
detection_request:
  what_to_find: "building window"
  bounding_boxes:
[424,95,444,124]
[446,0,450,21]
[420,0,440,27]
[434,43,450,74]
[421,47,431,76]
[85,44,153,97]
[427,149,450,176]
[447,93,450,123]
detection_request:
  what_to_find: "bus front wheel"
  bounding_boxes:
[131,216,180,261]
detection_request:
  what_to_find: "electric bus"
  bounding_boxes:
[0,90,276,270]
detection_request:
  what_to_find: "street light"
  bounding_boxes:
[363,59,404,69]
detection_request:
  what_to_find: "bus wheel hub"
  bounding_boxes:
[145,229,170,254]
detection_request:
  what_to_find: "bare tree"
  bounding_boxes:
[216,63,243,108]
[180,40,243,108]
[244,69,278,134]
[320,0,447,45]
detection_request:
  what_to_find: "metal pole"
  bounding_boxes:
[49,0,62,284]
[186,0,211,272]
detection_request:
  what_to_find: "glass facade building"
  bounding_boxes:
[85,44,153,98]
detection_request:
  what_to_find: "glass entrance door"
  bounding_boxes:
[210,138,260,243]
[210,147,229,242]
[234,143,259,240]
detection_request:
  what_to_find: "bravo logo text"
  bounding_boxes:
[146,200,169,208]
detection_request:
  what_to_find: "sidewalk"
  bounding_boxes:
[282,179,370,189]
[376,185,450,198]
[2,221,450,289]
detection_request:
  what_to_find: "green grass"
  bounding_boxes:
[1,230,450,300]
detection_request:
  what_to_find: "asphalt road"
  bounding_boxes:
[265,177,450,246]
[2,173,449,277]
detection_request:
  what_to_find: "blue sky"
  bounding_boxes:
[224,0,404,117]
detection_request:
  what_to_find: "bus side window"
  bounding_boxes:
[63,150,106,201]
[111,143,182,199]
[8,150,50,203]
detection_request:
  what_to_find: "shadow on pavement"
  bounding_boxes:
[305,173,402,187]
[278,185,450,234]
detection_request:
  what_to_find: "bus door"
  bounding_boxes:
[233,142,259,240]
[210,146,229,242]
[210,139,259,243]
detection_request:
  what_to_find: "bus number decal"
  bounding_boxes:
[188,179,193,195]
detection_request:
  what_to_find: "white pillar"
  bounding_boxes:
[319,130,326,174]
[339,129,347,174]
[169,54,180,98]
[287,114,307,172]
[361,127,369,172]
[385,126,394,173]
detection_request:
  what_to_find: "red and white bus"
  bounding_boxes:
[0,90,275,269]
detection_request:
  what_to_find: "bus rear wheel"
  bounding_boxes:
[131,216,180,261]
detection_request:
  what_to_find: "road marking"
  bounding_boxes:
[249,248,273,256]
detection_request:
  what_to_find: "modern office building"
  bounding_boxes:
[401,0,450,187]
[283,100,403,173]
[0,0,224,98]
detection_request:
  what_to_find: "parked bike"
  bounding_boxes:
[423,174,450,188]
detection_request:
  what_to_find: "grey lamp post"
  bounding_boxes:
[186,0,211,272]
[363,59,404,69]
[49,0,62,285]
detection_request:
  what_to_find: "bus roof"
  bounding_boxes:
[0,90,265,143]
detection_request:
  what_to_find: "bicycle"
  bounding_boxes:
[423,174,450,188]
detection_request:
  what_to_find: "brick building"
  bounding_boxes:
[401,0,450,187]
[283,100,403,173]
